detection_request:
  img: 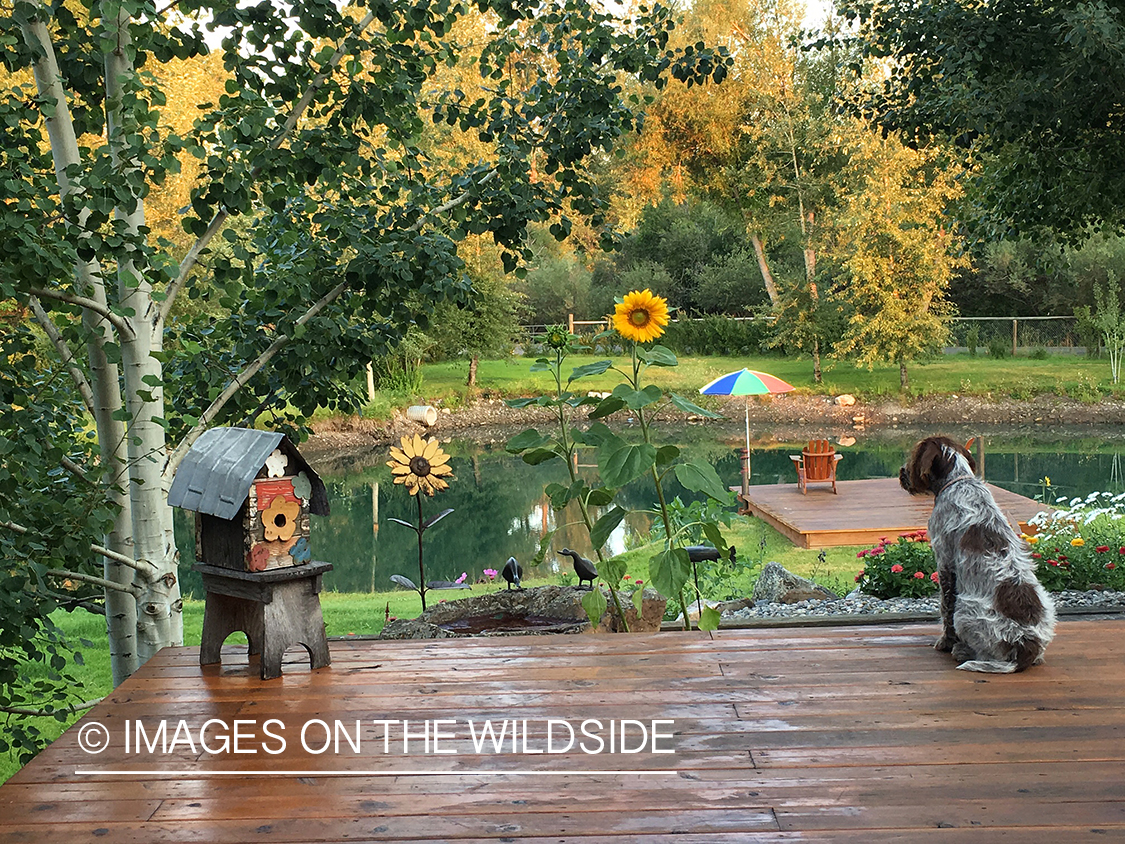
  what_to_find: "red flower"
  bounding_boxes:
[1107,562,1117,570]
[1059,555,1068,561]
[1096,546,1111,553]
[891,564,904,573]
[871,547,885,555]
[1119,547,1125,554]
[1031,552,1042,559]
[857,550,868,558]
[855,571,865,582]
[1048,560,1059,566]
[913,571,925,579]
[930,572,940,583]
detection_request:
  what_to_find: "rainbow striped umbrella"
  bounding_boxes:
[700,369,796,470]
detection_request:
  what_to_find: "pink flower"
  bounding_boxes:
[913,571,925,579]
[455,572,468,584]
[857,550,868,558]
[634,579,644,586]
[855,572,864,582]
[890,564,904,573]
[483,568,498,580]
[930,572,940,583]
[871,547,885,555]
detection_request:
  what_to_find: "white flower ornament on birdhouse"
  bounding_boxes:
[265,449,289,478]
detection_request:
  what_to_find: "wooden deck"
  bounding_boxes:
[736,477,1045,549]
[3,619,1125,842]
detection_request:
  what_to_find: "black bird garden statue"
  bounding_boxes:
[559,548,598,590]
[502,556,523,590]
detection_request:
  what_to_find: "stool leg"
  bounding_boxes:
[200,593,243,666]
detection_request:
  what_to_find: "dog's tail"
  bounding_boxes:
[956,659,1018,674]
[957,639,1042,674]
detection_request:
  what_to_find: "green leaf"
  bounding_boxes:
[507,428,551,454]
[585,486,616,506]
[632,587,645,613]
[600,554,627,585]
[587,395,626,419]
[702,521,728,555]
[674,459,730,503]
[505,397,538,408]
[521,447,560,465]
[655,444,681,466]
[590,506,627,551]
[581,587,608,626]
[568,359,613,382]
[698,605,722,632]
[639,344,678,367]
[612,382,663,410]
[545,482,571,509]
[598,441,657,488]
[531,531,556,567]
[649,547,691,599]
[669,393,724,419]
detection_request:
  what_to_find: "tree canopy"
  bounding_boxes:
[835,0,1125,236]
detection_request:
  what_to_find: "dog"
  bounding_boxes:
[899,436,1056,673]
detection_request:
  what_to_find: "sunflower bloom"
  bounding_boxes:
[387,435,453,496]
[613,289,670,343]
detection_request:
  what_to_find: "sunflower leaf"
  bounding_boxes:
[569,359,613,382]
[649,547,691,599]
[422,508,454,530]
[598,441,657,487]
[638,345,677,367]
[670,393,724,419]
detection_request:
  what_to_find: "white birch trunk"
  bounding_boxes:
[20,9,142,683]
[104,10,183,661]
[749,233,780,306]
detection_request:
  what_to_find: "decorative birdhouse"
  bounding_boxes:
[168,428,330,572]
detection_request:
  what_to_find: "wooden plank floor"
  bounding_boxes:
[3,619,1124,842]
[736,477,1044,548]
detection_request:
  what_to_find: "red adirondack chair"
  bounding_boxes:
[790,439,843,494]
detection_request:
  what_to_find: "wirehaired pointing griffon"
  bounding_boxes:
[900,436,1056,673]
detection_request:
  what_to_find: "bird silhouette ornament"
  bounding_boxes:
[558,548,598,590]
[502,556,523,590]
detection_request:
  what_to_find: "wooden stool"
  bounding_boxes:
[195,561,332,680]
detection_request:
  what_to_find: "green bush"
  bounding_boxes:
[661,315,775,357]
[854,531,939,599]
[987,336,1010,359]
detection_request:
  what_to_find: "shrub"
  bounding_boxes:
[661,315,775,357]
[854,531,939,599]
[987,336,1010,359]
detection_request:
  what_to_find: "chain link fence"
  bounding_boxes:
[948,317,1085,356]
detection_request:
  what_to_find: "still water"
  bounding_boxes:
[176,426,1125,597]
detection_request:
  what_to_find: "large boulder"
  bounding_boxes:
[752,562,837,605]
[379,585,666,639]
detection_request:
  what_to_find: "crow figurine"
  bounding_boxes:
[559,548,598,590]
[502,556,523,590]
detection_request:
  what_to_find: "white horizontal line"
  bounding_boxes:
[75,769,678,777]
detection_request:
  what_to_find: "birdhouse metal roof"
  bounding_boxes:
[167,427,329,520]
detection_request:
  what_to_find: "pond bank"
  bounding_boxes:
[305,392,1125,456]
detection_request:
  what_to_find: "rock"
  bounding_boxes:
[752,562,838,605]
[834,394,857,407]
[593,588,667,633]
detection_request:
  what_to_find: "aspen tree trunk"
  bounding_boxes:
[467,355,479,387]
[21,9,142,683]
[104,9,183,661]
[749,234,780,306]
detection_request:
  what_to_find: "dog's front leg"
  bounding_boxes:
[934,567,958,652]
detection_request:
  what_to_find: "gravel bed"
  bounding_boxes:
[724,589,1125,621]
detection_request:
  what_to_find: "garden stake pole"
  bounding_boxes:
[416,494,427,611]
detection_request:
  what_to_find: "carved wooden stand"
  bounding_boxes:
[195,561,333,680]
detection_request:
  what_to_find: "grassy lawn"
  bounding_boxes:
[387,352,1115,412]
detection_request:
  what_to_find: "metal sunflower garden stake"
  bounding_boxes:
[506,290,733,632]
[386,435,454,611]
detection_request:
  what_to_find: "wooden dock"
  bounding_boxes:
[2,620,1124,842]
[736,477,1045,549]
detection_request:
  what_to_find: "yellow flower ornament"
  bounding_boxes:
[388,435,453,496]
[613,289,670,344]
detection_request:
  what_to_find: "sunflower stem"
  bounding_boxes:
[416,493,427,611]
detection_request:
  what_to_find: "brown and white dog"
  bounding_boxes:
[900,436,1056,673]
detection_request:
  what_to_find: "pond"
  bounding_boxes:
[175,424,1125,597]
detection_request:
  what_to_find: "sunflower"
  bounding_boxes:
[387,435,453,496]
[612,289,670,344]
